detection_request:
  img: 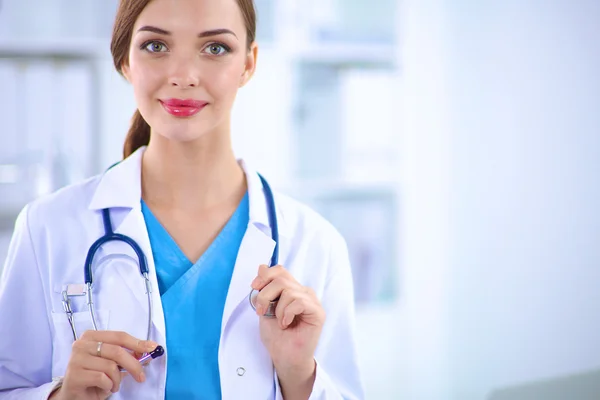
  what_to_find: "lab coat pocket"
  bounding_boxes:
[50,309,110,377]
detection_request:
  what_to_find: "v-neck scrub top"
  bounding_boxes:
[141,193,249,399]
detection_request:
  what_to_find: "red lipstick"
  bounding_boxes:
[160,98,207,117]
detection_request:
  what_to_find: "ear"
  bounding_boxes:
[121,62,132,83]
[240,42,258,88]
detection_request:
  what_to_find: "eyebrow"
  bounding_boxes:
[137,26,238,39]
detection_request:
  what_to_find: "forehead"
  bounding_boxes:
[134,0,246,35]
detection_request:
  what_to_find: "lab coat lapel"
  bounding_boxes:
[92,206,166,343]
[87,147,166,342]
[221,222,275,335]
[221,161,279,333]
[221,224,275,334]
[113,207,166,341]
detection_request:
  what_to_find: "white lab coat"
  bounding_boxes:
[0,147,364,399]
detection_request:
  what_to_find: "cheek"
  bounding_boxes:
[128,59,163,100]
[206,63,244,102]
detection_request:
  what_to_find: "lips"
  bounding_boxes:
[160,98,208,117]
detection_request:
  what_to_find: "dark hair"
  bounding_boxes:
[110,0,257,159]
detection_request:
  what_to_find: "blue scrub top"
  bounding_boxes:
[141,193,249,399]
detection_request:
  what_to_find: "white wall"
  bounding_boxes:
[447,1,600,398]
[400,0,600,399]
[97,53,136,169]
[397,0,452,398]
[231,47,293,186]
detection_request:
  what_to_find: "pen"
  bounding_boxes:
[119,345,165,372]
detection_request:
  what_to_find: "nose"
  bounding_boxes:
[168,55,200,88]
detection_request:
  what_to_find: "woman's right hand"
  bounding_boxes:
[50,330,158,400]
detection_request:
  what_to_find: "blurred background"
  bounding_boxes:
[1,0,599,399]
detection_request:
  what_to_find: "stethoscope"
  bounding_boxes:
[62,172,279,342]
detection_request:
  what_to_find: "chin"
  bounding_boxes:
[153,120,215,143]
[164,130,209,143]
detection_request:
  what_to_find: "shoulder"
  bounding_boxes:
[7,175,103,271]
[23,174,102,230]
[275,192,340,238]
[273,191,348,262]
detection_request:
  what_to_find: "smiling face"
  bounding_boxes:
[121,0,257,144]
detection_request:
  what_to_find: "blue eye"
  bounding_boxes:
[143,41,168,53]
[204,43,230,56]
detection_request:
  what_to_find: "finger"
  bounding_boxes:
[251,265,288,291]
[78,356,122,393]
[274,288,298,328]
[69,369,113,393]
[79,330,158,355]
[133,351,152,366]
[77,341,145,383]
[254,277,299,315]
[281,296,322,328]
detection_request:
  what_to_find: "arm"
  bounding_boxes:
[274,231,365,400]
[0,205,58,399]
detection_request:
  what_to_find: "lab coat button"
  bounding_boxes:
[236,367,246,376]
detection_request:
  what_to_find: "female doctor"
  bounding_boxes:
[0,0,363,399]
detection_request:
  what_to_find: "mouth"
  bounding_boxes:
[159,98,208,117]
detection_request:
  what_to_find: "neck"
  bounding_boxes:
[141,133,246,211]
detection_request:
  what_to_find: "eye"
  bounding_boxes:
[204,43,230,56]
[142,41,168,53]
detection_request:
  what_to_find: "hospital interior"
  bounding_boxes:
[1,0,599,398]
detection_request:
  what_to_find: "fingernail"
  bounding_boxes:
[139,371,146,383]
[146,341,158,352]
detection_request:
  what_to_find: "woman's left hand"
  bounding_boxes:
[251,264,325,380]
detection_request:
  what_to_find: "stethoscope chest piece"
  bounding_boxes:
[248,289,278,318]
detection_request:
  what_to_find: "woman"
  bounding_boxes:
[0,0,363,399]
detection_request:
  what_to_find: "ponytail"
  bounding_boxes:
[123,109,150,159]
